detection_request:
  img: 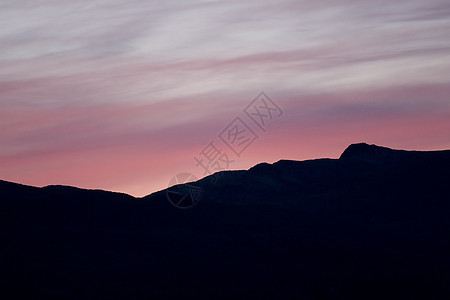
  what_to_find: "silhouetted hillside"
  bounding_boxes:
[1,143,449,299]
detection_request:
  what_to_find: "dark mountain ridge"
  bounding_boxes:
[1,143,449,299]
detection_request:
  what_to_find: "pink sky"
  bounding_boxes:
[1,0,450,196]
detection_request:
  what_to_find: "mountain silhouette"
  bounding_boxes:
[1,143,449,299]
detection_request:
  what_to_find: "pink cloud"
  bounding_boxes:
[2,82,449,197]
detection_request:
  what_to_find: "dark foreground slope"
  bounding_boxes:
[1,143,449,299]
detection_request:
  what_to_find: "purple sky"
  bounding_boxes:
[1,0,450,196]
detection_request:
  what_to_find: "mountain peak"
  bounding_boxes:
[339,143,397,160]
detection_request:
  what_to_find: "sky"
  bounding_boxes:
[1,0,450,197]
